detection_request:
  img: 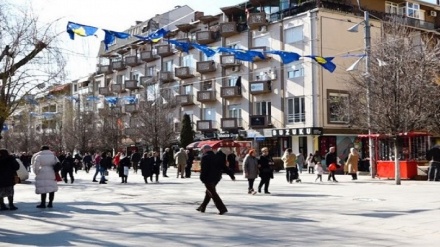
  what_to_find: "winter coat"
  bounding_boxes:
[282,153,297,169]
[131,152,141,163]
[174,150,188,165]
[346,153,359,174]
[325,151,337,168]
[258,155,274,179]
[215,150,226,167]
[0,155,20,188]
[62,156,74,172]
[162,152,170,168]
[140,157,153,177]
[427,145,440,163]
[151,156,161,174]
[118,156,131,177]
[227,153,237,171]
[243,154,259,179]
[200,151,235,184]
[32,150,59,194]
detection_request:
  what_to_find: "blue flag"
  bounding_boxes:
[122,96,137,104]
[103,30,131,50]
[265,50,301,64]
[168,39,191,53]
[104,96,118,105]
[66,21,98,40]
[134,28,169,43]
[191,43,216,57]
[304,55,337,73]
[86,96,100,101]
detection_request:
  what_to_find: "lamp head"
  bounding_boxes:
[347,23,361,32]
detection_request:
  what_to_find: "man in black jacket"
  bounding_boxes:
[197,145,235,215]
[325,146,338,182]
[131,151,141,174]
[426,145,440,181]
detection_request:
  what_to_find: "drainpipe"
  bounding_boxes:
[310,10,318,128]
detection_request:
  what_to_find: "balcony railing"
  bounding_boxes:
[112,60,126,71]
[249,81,272,95]
[125,80,140,90]
[221,118,243,129]
[197,120,217,131]
[248,12,267,30]
[196,60,216,74]
[140,50,159,62]
[140,76,157,86]
[220,55,241,68]
[220,22,238,38]
[160,71,174,83]
[196,30,216,45]
[98,87,112,95]
[249,115,271,128]
[175,67,194,79]
[197,91,216,103]
[97,65,113,74]
[156,45,174,57]
[125,55,142,67]
[124,104,138,113]
[220,86,242,98]
[287,113,306,124]
[177,94,194,106]
[111,83,124,93]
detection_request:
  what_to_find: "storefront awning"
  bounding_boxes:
[186,140,241,149]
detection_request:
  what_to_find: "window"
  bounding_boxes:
[116,75,123,84]
[288,62,304,78]
[163,60,173,72]
[228,77,237,86]
[407,3,420,19]
[147,66,156,77]
[285,26,303,44]
[385,1,400,14]
[146,84,159,101]
[228,104,242,127]
[183,84,192,95]
[202,81,213,91]
[73,84,78,92]
[253,35,269,47]
[328,91,349,123]
[287,97,305,123]
[183,55,193,67]
[204,108,216,121]
[255,101,271,116]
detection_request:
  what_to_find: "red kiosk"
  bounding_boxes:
[360,132,430,180]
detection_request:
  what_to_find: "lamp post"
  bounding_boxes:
[348,10,375,178]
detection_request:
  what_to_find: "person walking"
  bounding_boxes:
[61,152,75,184]
[426,144,440,181]
[99,152,112,184]
[32,145,59,208]
[92,152,102,182]
[174,148,188,179]
[346,148,360,180]
[326,147,338,182]
[282,148,298,183]
[243,149,259,195]
[306,153,315,174]
[82,152,92,173]
[151,151,161,183]
[131,150,141,174]
[257,147,274,194]
[196,145,235,215]
[118,154,130,183]
[185,149,194,178]
[162,148,170,177]
[314,162,324,182]
[140,152,153,183]
[296,151,305,174]
[0,149,20,210]
[227,150,237,174]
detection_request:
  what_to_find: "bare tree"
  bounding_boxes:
[0,1,66,140]
[344,18,440,184]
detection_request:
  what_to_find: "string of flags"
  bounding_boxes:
[66,21,377,74]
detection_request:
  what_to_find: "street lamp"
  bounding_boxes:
[347,10,375,178]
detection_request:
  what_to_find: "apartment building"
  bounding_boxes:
[91,0,440,159]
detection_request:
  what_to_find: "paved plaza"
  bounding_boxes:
[1,168,440,247]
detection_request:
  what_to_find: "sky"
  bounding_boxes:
[13,0,244,81]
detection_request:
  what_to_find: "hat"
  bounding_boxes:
[202,145,212,150]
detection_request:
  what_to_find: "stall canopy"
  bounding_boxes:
[186,140,241,149]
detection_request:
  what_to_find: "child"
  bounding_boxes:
[314,162,323,182]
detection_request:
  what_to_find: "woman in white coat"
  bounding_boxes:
[32,146,59,208]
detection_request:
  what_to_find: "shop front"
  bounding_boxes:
[271,127,324,158]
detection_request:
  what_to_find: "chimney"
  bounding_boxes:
[194,11,204,22]
[135,21,142,25]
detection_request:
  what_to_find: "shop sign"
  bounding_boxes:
[218,133,238,139]
[271,127,324,137]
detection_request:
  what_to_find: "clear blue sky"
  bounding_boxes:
[15,0,245,81]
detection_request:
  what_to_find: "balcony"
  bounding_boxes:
[249,81,272,95]
[140,50,159,62]
[196,30,216,45]
[97,65,113,74]
[175,38,192,52]
[160,71,174,83]
[249,115,270,128]
[220,86,241,98]
[98,87,112,95]
[197,91,216,103]
[125,55,142,67]
[249,46,269,61]
[221,118,242,129]
[175,67,194,79]
[111,83,124,93]
[196,60,216,74]
[124,103,138,114]
[248,12,267,30]
[384,13,435,31]
[140,76,157,86]
[177,94,194,106]
[220,55,241,69]
[219,22,238,38]
[111,106,123,114]
[197,120,217,131]
[112,60,126,71]
[125,80,140,90]
[156,44,174,57]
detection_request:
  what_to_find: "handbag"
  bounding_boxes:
[328,163,337,171]
[14,175,21,185]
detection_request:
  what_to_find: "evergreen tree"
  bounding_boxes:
[180,114,194,148]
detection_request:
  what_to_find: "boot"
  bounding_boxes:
[144,177,148,184]
[36,194,46,208]
[8,196,17,210]
[47,192,54,208]
[0,198,8,210]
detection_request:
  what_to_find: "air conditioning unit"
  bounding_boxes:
[430,10,437,17]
